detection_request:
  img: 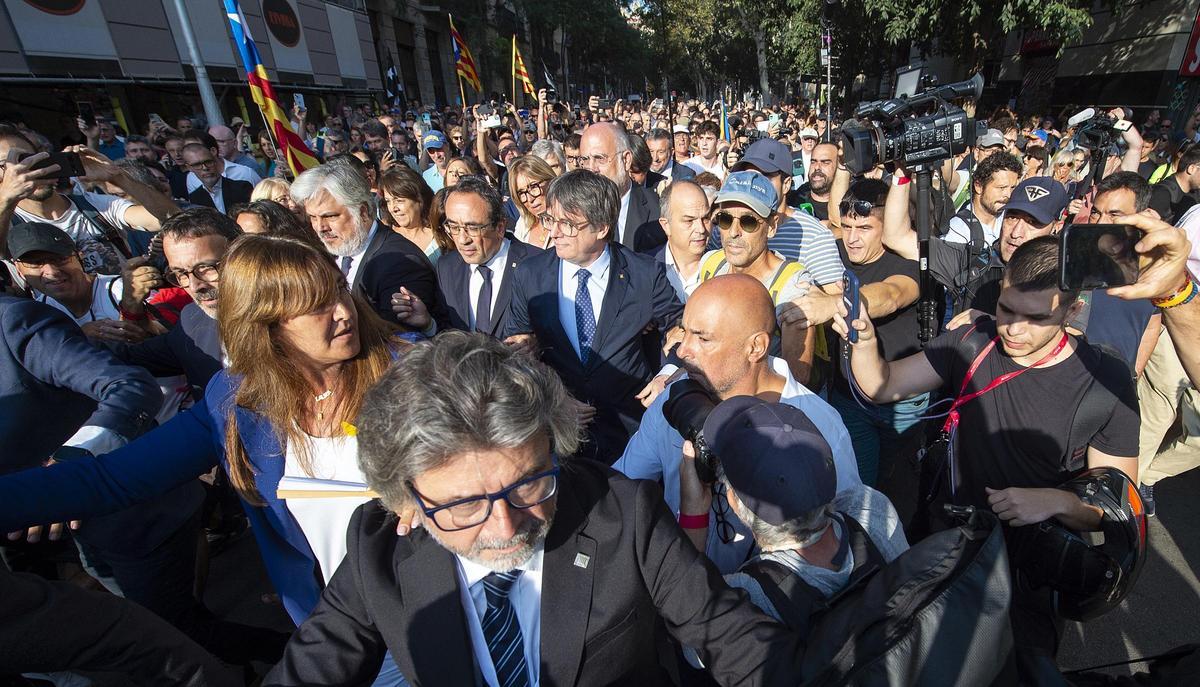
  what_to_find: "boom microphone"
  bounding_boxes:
[1068,108,1096,128]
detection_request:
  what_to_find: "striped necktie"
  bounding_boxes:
[479,570,529,687]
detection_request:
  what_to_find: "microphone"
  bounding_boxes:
[1068,108,1096,128]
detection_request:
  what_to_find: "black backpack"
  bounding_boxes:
[742,511,1013,686]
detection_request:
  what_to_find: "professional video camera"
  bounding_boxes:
[1068,107,1133,151]
[840,73,986,175]
[662,379,721,484]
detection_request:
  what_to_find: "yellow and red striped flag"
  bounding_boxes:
[223,0,318,176]
[449,15,482,92]
[513,36,535,97]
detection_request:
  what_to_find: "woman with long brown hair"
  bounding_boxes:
[508,154,558,248]
[379,167,450,265]
[0,234,416,683]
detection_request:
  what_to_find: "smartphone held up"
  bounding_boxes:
[1058,223,1142,291]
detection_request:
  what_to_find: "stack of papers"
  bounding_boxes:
[277,475,379,500]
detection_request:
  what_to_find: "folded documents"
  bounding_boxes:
[277,475,379,500]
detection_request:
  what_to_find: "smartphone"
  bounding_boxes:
[149,112,167,129]
[483,115,502,129]
[421,112,431,126]
[1058,223,1141,290]
[596,98,612,110]
[16,151,86,178]
[842,269,862,344]
[76,101,96,128]
[293,93,306,111]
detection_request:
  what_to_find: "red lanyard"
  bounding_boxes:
[941,333,1070,434]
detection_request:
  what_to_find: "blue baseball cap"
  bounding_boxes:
[703,397,836,526]
[422,131,447,150]
[732,139,793,176]
[714,170,779,218]
[1002,176,1069,226]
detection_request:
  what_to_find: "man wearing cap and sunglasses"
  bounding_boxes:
[421,131,450,193]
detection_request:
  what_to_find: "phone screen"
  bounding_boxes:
[293,93,306,111]
[1059,223,1141,290]
[17,151,85,179]
[842,270,862,344]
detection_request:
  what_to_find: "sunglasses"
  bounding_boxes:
[839,199,879,217]
[713,211,766,233]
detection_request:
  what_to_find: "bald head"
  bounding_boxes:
[580,123,631,191]
[689,274,776,339]
[209,125,239,160]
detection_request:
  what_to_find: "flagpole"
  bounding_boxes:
[511,35,517,108]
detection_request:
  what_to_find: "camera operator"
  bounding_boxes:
[943,151,1022,246]
[615,274,861,574]
[677,398,907,609]
[832,235,1139,684]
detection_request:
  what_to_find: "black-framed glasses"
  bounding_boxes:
[839,199,880,218]
[711,482,736,545]
[443,221,493,238]
[187,158,218,170]
[713,211,766,233]
[165,261,220,287]
[408,460,560,532]
[516,180,545,202]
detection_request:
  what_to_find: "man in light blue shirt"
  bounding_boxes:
[421,131,449,192]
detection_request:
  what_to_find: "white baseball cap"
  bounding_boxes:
[672,124,690,134]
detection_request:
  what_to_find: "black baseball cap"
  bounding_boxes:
[731,139,793,176]
[1002,177,1069,226]
[703,397,836,526]
[7,222,75,260]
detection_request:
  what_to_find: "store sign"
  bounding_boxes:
[263,0,301,48]
[1182,8,1200,77]
[21,0,84,15]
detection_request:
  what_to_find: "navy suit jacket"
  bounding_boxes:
[503,244,683,463]
[0,296,160,474]
[112,303,222,400]
[623,183,668,254]
[353,224,439,324]
[434,239,541,335]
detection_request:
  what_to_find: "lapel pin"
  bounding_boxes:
[573,553,591,569]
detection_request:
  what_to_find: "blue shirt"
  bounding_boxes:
[558,247,612,359]
[422,164,445,192]
[97,138,125,161]
[613,356,864,574]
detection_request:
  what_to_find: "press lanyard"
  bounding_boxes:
[942,332,1069,496]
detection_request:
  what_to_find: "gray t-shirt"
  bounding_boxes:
[724,486,909,619]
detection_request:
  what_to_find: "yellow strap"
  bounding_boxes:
[699,250,727,282]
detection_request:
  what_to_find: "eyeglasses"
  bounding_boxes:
[565,155,584,166]
[408,461,560,532]
[443,221,493,238]
[839,199,880,218]
[578,153,614,169]
[516,181,545,202]
[539,213,591,236]
[15,253,76,269]
[713,211,766,233]
[711,482,737,545]
[165,261,220,287]
[187,158,218,170]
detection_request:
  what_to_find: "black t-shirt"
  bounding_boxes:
[923,319,1139,510]
[1137,159,1158,180]
[833,243,921,396]
[788,183,829,221]
[1149,176,1198,225]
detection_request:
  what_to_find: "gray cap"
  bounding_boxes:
[978,128,1007,149]
[732,139,793,175]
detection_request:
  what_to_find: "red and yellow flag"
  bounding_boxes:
[449,15,482,92]
[223,0,319,176]
[513,36,535,97]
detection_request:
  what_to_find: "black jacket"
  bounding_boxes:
[112,303,221,400]
[352,223,439,323]
[263,461,801,687]
[434,238,541,336]
[187,177,253,211]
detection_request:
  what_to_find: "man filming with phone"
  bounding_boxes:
[831,235,1140,684]
[0,125,178,279]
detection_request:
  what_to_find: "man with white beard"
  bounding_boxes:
[290,164,438,323]
[578,123,666,253]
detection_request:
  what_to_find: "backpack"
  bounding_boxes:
[943,207,1001,317]
[744,511,1013,687]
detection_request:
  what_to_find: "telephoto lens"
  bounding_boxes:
[662,379,721,484]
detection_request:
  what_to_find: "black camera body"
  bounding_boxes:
[1074,113,1123,151]
[841,73,985,175]
[662,379,721,484]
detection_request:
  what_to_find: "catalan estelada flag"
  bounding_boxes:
[513,36,535,97]
[719,95,732,142]
[222,0,318,176]
[449,15,482,92]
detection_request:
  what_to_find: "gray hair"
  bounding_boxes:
[290,163,374,215]
[545,169,620,240]
[659,179,706,218]
[357,331,583,512]
[645,128,672,145]
[529,139,566,171]
[719,468,832,551]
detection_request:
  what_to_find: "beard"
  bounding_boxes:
[808,171,830,194]
[428,512,553,573]
[27,184,55,202]
[324,212,371,257]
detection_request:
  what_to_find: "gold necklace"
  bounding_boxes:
[314,389,333,420]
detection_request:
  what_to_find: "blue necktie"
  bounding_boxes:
[480,571,530,687]
[575,269,595,365]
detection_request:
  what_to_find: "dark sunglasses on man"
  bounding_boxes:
[712,211,767,233]
[839,199,880,218]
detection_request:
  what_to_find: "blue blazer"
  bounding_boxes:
[0,370,332,625]
[433,239,541,336]
[503,243,683,463]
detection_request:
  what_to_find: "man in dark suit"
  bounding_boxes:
[111,207,236,396]
[430,177,541,336]
[181,143,252,213]
[266,332,802,686]
[290,163,438,322]
[579,123,668,254]
[646,127,697,184]
[503,170,683,464]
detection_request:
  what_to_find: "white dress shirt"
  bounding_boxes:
[662,244,703,302]
[455,548,544,687]
[468,239,513,329]
[558,247,612,359]
[186,159,263,193]
[617,185,632,244]
[341,223,379,287]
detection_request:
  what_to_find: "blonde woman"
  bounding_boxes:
[379,167,450,265]
[0,234,417,684]
[508,154,557,248]
[252,177,303,218]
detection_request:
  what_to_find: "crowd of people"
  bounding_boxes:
[2,85,1200,686]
